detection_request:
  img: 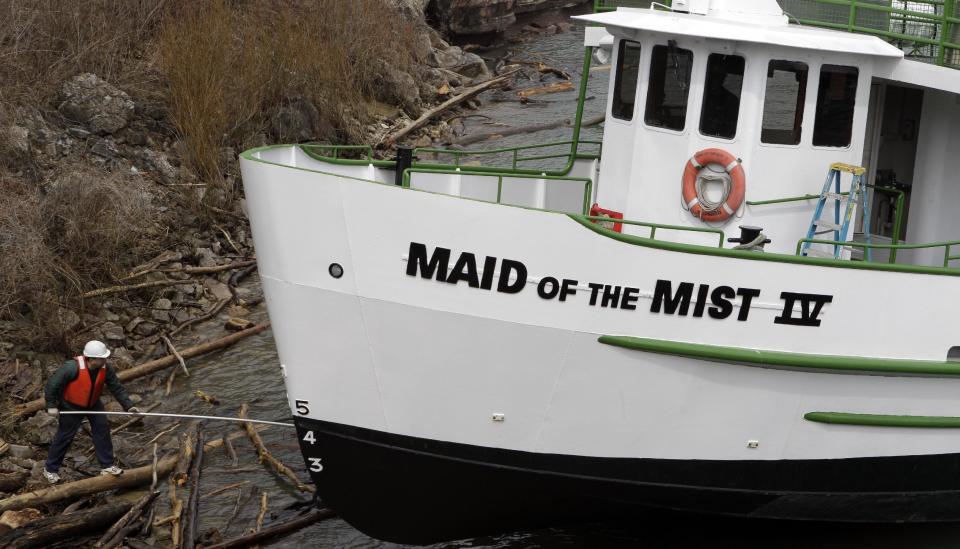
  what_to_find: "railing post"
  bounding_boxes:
[497,176,503,203]
[848,0,858,33]
[940,0,956,66]
[394,146,414,187]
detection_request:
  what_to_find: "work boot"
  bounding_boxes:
[100,465,123,476]
[42,468,61,484]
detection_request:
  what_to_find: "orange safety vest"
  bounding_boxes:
[62,356,106,408]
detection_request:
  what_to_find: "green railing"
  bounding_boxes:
[299,144,394,167]
[595,0,960,69]
[402,167,594,215]
[583,215,726,247]
[414,139,602,174]
[796,238,960,267]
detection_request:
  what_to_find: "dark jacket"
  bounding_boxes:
[44,359,134,411]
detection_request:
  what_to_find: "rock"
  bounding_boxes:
[21,414,56,445]
[195,247,218,268]
[224,318,254,332]
[67,126,91,139]
[204,279,233,302]
[89,137,120,159]
[0,508,43,530]
[227,304,250,317]
[6,445,33,459]
[152,298,172,323]
[269,98,319,143]
[101,321,125,344]
[435,0,516,35]
[55,307,81,333]
[172,309,191,324]
[125,317,145,334]
[133,320,159,337]
[58,73,134,135]
[110,346,135,369]
[133,148,178,183]
[129,393,143,404]
[373,60,421,118]
[454,52,491,79]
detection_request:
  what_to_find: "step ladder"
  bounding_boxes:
[800,163,872,261]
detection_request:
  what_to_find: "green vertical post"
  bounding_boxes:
[940,0,956,66]
[568,47,594,171]
[848,1,858,32]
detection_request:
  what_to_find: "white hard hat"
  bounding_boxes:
[83,340,111,358]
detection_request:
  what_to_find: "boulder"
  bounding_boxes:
[6,445,33,460]
[58,73,134,135]
[436,0,516,35]
[0,125,30,162]
[373,61,422,118]
[203,278,234,302]
[269,98,320,143]
[454,52,491,79]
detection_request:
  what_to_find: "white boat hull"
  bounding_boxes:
[241,146,960,543]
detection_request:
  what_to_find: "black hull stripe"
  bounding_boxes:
[295,417,960,543]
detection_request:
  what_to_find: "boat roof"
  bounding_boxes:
[575,8,904,59]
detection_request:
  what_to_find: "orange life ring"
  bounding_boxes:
[681,148,745,223]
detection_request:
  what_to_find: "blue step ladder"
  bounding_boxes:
[800,163,872,261]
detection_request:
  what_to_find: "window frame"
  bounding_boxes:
[610,38,644,123]
[642,42,695,135]
[811,64,860,150]
[698,52,747,142]
[758,58,811,149]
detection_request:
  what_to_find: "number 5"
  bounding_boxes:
[295,400,310,415]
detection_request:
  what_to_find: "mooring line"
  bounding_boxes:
[59,410,296,428]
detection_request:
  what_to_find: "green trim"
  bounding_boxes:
[746,192,847,206]
[598,335,960,376]
[568,214,960,277]
[796,238,960,268]
[805,412,960,428]
[583,215,725,247]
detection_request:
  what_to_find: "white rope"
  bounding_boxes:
[59,410,296,428]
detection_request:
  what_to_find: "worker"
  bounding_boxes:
[42,340,140,484]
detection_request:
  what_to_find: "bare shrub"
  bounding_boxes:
[0,0,169,108]
[158,0,416,200]
[0,168,164,349]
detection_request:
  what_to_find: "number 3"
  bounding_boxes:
[309,457,323,472]
[295,400,310,415]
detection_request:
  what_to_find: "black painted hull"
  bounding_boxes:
[295,418,960,545]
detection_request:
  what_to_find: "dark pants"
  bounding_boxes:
[44,401,114,472]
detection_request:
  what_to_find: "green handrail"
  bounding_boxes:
[401,167,594,215]
[583,215,726,247]
[796,238,960,267]
[746,192,849,206]
[413,139,602,175]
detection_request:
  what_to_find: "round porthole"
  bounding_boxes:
[328,263,344,279]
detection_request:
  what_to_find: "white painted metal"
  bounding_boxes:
[240,151,960,462]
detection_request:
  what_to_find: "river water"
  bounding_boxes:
[181,14,960,549]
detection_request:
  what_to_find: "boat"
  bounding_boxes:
[239,0,960,544]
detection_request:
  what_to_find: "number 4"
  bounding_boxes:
[302,430,316,445]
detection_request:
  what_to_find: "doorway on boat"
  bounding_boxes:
[860,83,923,262]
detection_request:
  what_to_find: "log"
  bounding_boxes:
[0,428,262,513]
[239,404,314,493]
[516,81,574,98]
[222,435,238,468]
[160,260,256,275]
[102,517,145,549]
[181,425,205,549]
[124,539,157,549]
[169,298,233,337]
[383,70,518,146]
[201,481,248,500]
[80,279,190,299]
[95,490,158,548]
[169,432,193,549]
[162,336,190,377]
[16,323,271,416]
[0,472,28,492]
[203,508,338,549]
[0,502,132,549]
[455,114,605,147]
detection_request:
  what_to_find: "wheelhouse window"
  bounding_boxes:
[761,60,808,145]
[611,40,642,121]
[813,65,859,147]
[700,54,745,139]
[645,43,693,131]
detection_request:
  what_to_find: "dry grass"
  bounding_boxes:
[0,169,164,349]
[158,0,416,199]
